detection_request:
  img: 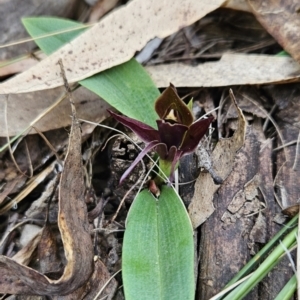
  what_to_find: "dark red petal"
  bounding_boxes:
[157,120,188,149]
[108,110,160,143]
[180,116,214,154]
[154,84,194,126]
[119,140,160,184]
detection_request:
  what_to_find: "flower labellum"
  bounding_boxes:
[108,83,214,184]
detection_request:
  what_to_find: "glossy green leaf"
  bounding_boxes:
[22,17,159,128]
[122,186,195,300]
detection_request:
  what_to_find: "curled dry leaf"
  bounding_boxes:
[0,107,94,295]
[53,259,118,300]
[146,54,300,88]
[37,225,61,275]
[248,0,300,64]
[0,0,225,94]
[188,91,246,229]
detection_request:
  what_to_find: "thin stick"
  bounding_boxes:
[93,269,121,300]
[58,59,76,117]
[292,129,300,171]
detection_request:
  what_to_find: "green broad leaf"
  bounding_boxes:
[22,17,159,128]
[122,186,195,300]
[22,17,87,55]
[80,61,160,127]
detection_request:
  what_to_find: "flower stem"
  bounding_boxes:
[154,159,178,186]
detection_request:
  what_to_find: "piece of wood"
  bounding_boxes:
[198,124,261,299]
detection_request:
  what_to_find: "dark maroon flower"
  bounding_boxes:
[108,84,213,183]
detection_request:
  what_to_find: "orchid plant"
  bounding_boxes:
[109,83,213,187]
[22,17,213,299]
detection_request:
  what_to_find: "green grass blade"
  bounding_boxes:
[22,17,159,128]
[223,226,298,300]
[223,214,298,289]
[274,274,297,300]
[122,186,195,300]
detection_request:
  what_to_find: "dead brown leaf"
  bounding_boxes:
[222,0,252,11]
[188,90,246,228]
[88,0,119,22]
[0,52,46,78]
[248,0,300,64]
[0,0,226,94]
[37,225,61,276]
[0,101,94,295]
[146,54,300,88]
[53,259,118,300]
[13,232,42,266]
[0,162,56,215]
[0,174,25,206]
[0,86,111,136]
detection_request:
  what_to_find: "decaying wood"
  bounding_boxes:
[198,124,260,299]
[188,90,246,228]
[197,116,292,299]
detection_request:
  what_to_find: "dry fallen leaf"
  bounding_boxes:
[2,53,294,137]
[13,232,42,266]
[222,0,252,11]
[248,0,300,64]
[0,0,225,94]
[53,259,118,300]
[0,99,94,295]
[0,174,25,205]
[146,54,300,88]
[88,0,119,22]
[37,224,61,275]
[0,52,46,78]
[0,162,56,215]
[188,90,246,228]
[0,86,110,136]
